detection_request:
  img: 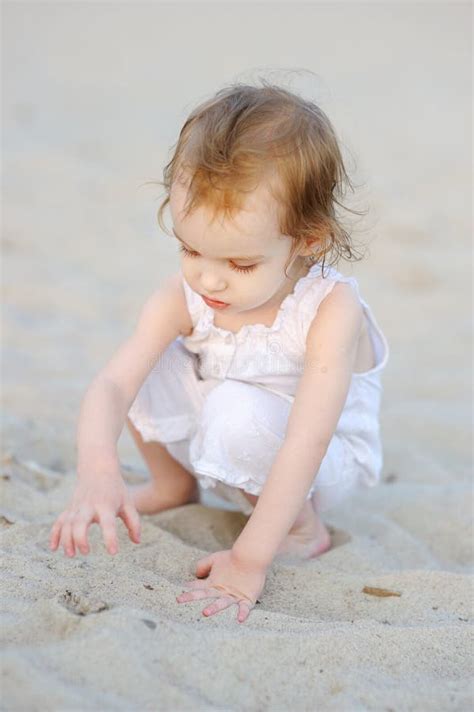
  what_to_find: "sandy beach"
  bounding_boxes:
[1,2,472,710]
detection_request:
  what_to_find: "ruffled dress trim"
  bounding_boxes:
[194,464,320,501]
[182,264,390,379]
[181,261,327,339]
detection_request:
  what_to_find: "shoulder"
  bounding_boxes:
[305,279,363,354]
[144,270,194,337]
[296,269,360,320]
[319,279,362,316]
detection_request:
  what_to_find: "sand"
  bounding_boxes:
[1,2,472,711]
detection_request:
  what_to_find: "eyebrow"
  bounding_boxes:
[172,229,265,261]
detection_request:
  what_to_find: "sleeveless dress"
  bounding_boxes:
[127,263,390,515]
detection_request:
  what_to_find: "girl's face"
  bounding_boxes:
[169,177,308,315]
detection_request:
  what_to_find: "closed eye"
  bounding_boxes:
[178,244,258,274]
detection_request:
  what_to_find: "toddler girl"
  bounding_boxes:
[49,82,389,624]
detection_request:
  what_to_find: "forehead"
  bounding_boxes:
[169,178,284,257]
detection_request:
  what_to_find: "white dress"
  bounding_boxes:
[127,263,390,515]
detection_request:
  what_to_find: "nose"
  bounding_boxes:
[200,269,227,294]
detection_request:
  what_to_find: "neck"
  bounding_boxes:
[267,257,312,310]
[287,255,312,286]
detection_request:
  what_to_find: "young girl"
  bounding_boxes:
[49,82,389,624]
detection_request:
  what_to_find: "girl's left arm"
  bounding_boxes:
[232,282,363,569]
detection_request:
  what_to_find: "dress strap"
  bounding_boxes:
[297,265,346,317]
[297,270,390,374]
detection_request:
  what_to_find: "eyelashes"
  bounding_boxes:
[178,244,257,274]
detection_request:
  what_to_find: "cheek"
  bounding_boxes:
[256,266,283,291]
[180,262,196,286]
[244,270,281,301]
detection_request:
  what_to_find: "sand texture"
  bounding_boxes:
[2,3,472,711]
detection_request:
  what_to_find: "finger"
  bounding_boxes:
[118,504,141,544]
[72,517,92,555]
[202,596,236,617]
[237,600,252,623]
[98,513,119,555]
[212,583,255,606]
[49,514,66,550]
[176,588,217,603]
[59,520,76,557]
[195,554,214,578]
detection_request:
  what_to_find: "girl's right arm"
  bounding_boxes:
[49,271,192,557]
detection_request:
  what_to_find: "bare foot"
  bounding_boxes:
[276,512,332,560]
[129,482,199,515]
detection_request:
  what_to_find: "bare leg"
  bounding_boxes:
[240,491,331,560]
[126,417,199,515]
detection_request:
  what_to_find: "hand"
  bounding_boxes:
[176,549,267,623]
[49,474,141,557]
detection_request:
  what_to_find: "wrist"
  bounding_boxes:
[231,541,272,572]
[77,452,121,480]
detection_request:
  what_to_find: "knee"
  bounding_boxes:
[195,380,286,470]
[201,380,290,437]
[200,380,261,438]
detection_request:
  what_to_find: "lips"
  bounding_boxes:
[201,295,229,308]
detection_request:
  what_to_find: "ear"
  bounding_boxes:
[297,238,324,260]
[299,241,318,258]
[298,223,332,260]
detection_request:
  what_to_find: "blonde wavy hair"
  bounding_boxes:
[155,81,366,277]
